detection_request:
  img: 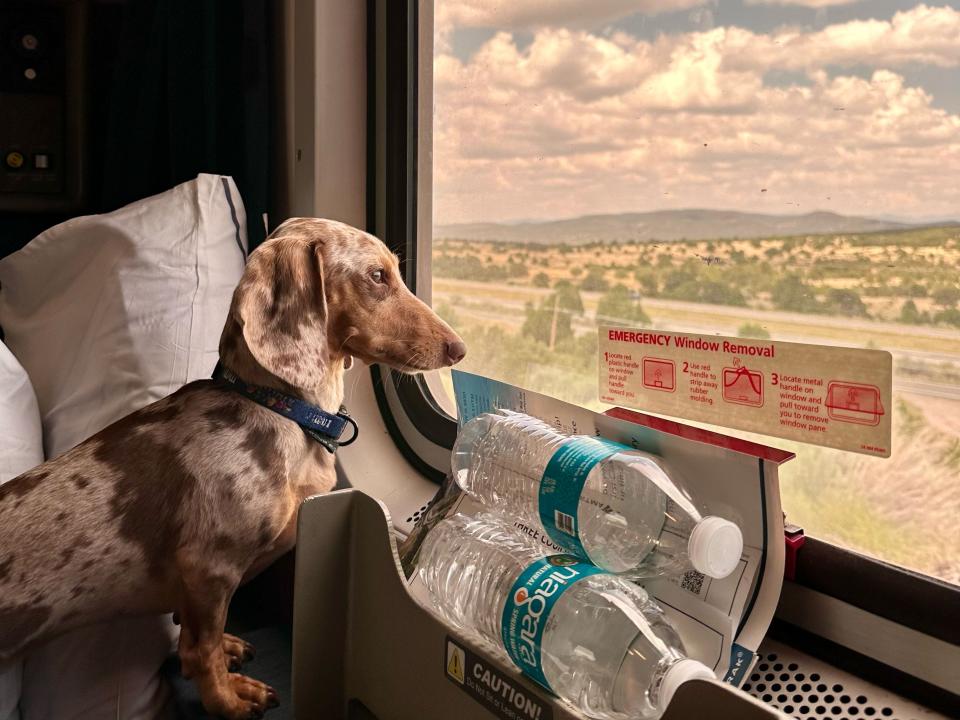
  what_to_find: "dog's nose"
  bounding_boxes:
[445,339,467,364]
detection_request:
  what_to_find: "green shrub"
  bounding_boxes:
[506,260,528,278]
[434,300,460,327]
[662,269,696,294]
[433,253,526,282]
[551,280,584,313]
[522,282,584,347]
[772,275,821,313]
[579,268,610,292]
[634,269,659,297]
[823,288,869,317]
[899,300,927,325]
[738,323,770,339]
[932,286,960,308]
[934,308,960,328]
[596,285,651,326]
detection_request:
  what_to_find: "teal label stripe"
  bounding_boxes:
[501,555,606,691]
[538,436,627,560]
[723,642,755,685]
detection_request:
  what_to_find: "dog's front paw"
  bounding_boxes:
[222,633,256,672]
[228,674,279,719]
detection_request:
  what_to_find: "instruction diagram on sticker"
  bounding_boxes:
[643,357,675,392]
[599,326,892,457]
[723,363,764,408]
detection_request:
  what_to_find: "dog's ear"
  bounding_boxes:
[231,239,328,392]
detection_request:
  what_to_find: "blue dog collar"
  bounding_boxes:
[213,363,358,454]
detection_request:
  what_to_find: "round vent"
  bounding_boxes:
[743,652,898,720]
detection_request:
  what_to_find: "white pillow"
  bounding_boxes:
[0,173,247,458]
[0,174,248,720]
[0,342,44,720]
[0,341,44,482]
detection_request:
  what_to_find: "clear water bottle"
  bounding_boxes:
[452,410,743,579]
[418,513,715,719]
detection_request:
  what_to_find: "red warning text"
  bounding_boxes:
[607,330,671,346]
[608,330,774,357]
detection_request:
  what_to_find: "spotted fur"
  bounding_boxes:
[0,218,464,719]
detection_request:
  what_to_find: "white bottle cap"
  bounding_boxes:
[659,659,716,711]
[688,516,743,578]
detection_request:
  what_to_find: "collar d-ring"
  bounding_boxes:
[337,409,360,447]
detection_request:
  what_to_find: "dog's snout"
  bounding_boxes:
[445,339,467,365]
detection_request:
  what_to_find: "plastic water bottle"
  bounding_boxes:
[418,513,715,719]
[452,411,743,579]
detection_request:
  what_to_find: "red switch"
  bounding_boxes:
[784,523,805,582]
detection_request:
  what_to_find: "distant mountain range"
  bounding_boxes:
[434,209,958,244]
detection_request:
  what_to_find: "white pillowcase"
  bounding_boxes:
[0,173,247,458]
[0,342,44,720]
[0,173,248,720]
[0,341,43,482]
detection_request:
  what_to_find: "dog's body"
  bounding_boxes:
[0,379,332,644]
[0,218,465,718]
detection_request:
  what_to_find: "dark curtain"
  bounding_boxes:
[93,0,274,249]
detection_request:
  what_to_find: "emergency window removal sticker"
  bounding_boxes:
[445,637,554,720]
[599,326,892,457]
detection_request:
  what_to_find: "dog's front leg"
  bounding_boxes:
[176,552,278,719]
[173,614,255,672]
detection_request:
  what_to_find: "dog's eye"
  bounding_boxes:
[370,269,385,284]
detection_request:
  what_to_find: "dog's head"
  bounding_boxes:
[220,218,465,397]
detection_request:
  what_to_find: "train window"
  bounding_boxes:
[422,1,960,585]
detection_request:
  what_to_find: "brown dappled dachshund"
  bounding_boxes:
[0,218,466,718]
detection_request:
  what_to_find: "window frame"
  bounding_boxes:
[370,0,960,702]
[367,0,457,481]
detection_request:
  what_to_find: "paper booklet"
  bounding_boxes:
[400,369,794,688]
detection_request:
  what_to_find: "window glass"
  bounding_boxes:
[431,1,960,585]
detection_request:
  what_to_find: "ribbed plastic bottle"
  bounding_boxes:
[452,410,743,579]
[419,513,715,719]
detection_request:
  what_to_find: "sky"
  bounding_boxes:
[432,1,960,225]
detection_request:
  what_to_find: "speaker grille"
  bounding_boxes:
[744,641,947,720]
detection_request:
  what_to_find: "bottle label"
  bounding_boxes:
[538,436,627,560]
[500,554,606,692]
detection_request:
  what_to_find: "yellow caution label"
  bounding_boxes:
[446,640,465,684]
[443,635,554,719]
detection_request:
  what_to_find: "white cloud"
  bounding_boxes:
[436,0,707,33]
[434,0,710,54]
[723,4,960,71]
[744,0,862,7]
[432,6,960,224]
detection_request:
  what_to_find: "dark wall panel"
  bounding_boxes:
[0,0,276,258]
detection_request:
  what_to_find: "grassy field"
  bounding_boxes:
[433,225,960,584]
[435,278,960,356]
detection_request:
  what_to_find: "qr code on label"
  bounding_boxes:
[680,570,705,596]
[554,510,576,536]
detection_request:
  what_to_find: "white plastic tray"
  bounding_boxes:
[291,489,785,720]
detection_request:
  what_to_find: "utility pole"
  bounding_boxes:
[549,292,559,350]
